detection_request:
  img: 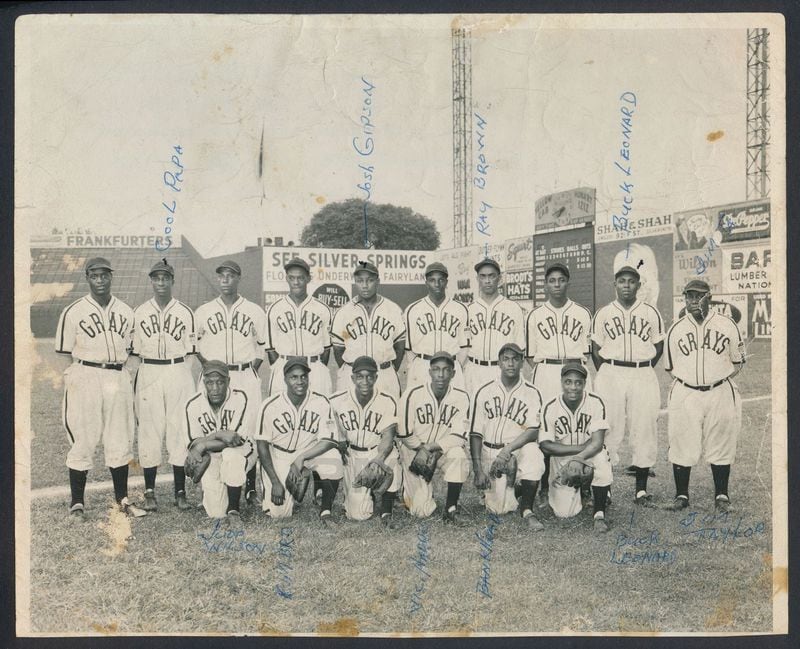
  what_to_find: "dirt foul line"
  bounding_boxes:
[29,395,771,501]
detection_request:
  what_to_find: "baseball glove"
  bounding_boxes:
[285,464,312,502]
[409,446,442,482]
[354,459,393,495]
[556,457,594,489]
[184,452,211,484]
[489,452,518,486]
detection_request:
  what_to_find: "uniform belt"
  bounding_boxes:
[345,360,393,370]
[468,357,498,366]
[280,354,321,363]
[483,441,505,450]
[77,360,123,371]
[676,377,727,392]
[228,361,254,371]
[141,357,185,365]
[349,444,378,452]
[541,358,583,365]
[605,359,653,368]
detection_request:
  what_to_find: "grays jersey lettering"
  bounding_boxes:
[205,310,255,336]
[675,329,731,356]
[467,310,514,337]
[553,412,592,441]
[197,408,238,436]
[275,309,323,336]
[139,313,186,340]
[345,314,396,342]
[482,396,529,427]
[415,402,460,427]
[415,311,461,337]
[273,409,321,436]
[78,311,129,340]
[602,314,652,342]
[536,314,584,342]
[337,409,384,435]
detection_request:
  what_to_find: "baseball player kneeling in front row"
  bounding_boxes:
[183,361,256,521]
[397,351,472,525]
[538,362,613,533]
[256,357,343,524]
[469,343,546,530]
[330,356,403,528]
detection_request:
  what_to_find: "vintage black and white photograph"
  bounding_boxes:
[14,12,787,636]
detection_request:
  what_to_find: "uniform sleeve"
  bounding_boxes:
[590,308,607,347]
[513,305,526,349]
[195,305,207,342]
[185,399,201,445]
[254,402,273,442]
[55,305,77,354]
[320,302,332,349]
[320,399,336,441]
[252,305,268,350]
[648,304,666,344]
[233,393,249,435]
[525,311,537,358]
[184,305,197,355]
[330,307,346,347]
[131,310,142,356]
[403,304,414,351]
[663,322,678,372]
[588,396,609,433]
[397,390,412,438]
[538,402,554,442]
[728,318,746,363]
[458,303,469,349]
[470,388,486,436]
[580,306,593,354]
[264,303,276,352]
[527,387,542,429]
[392,302,406,343]
[382,394,398,430]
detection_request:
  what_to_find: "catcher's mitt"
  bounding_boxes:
[489,452,518,486]
[556,457,594,489]
[354,459,393,494]
[285,464,312,502]
[409,446,442,482]
[184,452,211,484]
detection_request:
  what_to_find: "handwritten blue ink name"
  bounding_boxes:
[475,512,501,598]
[694,216,737,275]
[274,526,295,600]
[474,112,492,248]
[155,145,183,252]
[196,518,267,555]
[610,93,637,258]
[353,77,376,247]
[609,529,677,566]
[678,510,766,543]
[409,521,432,615]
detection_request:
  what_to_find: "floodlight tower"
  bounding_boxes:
[452,25,473,247]
[746,28,770,199]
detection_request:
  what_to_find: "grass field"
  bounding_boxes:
[22,339,776,635]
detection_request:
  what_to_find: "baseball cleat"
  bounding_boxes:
[715,495,733,513]
[593,516,609,534]
[245,489,261,507]
[143,489,158,511]
[634,491,655,507]
[536,489,549,509]
[442,508,468,527]
[380,513,398,530]
[69,503,86,521]
[120,497,148,518]
[226,510,242,526]
[523,512,545,531]
[663,496,690,512]
[320,511,337,528]
[313,488,323,507]
[174,490,192,511]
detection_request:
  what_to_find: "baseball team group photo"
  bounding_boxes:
[15,12,785,638]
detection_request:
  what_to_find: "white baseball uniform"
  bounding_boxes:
[470,379,545,514]
[184,387,255,518]
[195,296,267,431]
[132,298,197,468]
[397,383,471,517]
[664,312,745,466]
[256,391,343,518]
[591,300,665,467]
[330,295,406,399]
[465,295,526,394]
[329,389,401,521]
[525,299,593,404]
[265,295,333,395]
[404,296,469,390]
[539,392,613,518]
[56,295,135,471]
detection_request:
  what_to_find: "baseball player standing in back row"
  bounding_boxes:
[331,261,405,399]
[195,260,266,505]
[662,279,745,513]
[525,261,592,503]
[266,257,333,396]
[591,264,664,506]
[465,258,526,395]
[56,257,146,519]
[132,259,197,512]
[404,261,469,390]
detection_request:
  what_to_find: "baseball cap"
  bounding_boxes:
[545,261,571,279]
[354,261,379,277]
[498,342,525,358]
[351,356,378,373]
[215,260,242,275]
[428,351,455,367]
[474,258,501,274]
[85,257,113,273]
[424,261,449,277]
[283,356,311,375]
[683,279,711,294]
[561,361,588,379]
[284,258,311,274]
[202,360,229,378]
[148,258,175,277]
[614,265,640,280]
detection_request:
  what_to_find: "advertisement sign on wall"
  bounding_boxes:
[748,293,772,339]
[534,187,596,232]
[721,243,771,293]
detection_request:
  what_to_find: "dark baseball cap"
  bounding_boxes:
[203,360,229,378]
[424,261,449,277]
[351,356,378,373]
[545,261,570,279]
[614,265,640,280]
[149,258,175,277]
[85,257,113,273]
[561,361,588,379]
[283,356,311,375]
[284,258,311,274]
[683,279,711,294]
[474,258,501,274]
[354,261,379,277]
[216,260,242,275]
[498,342,525,358]
[428,351,455,367]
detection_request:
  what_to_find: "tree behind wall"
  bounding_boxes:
[300,198,441,250]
